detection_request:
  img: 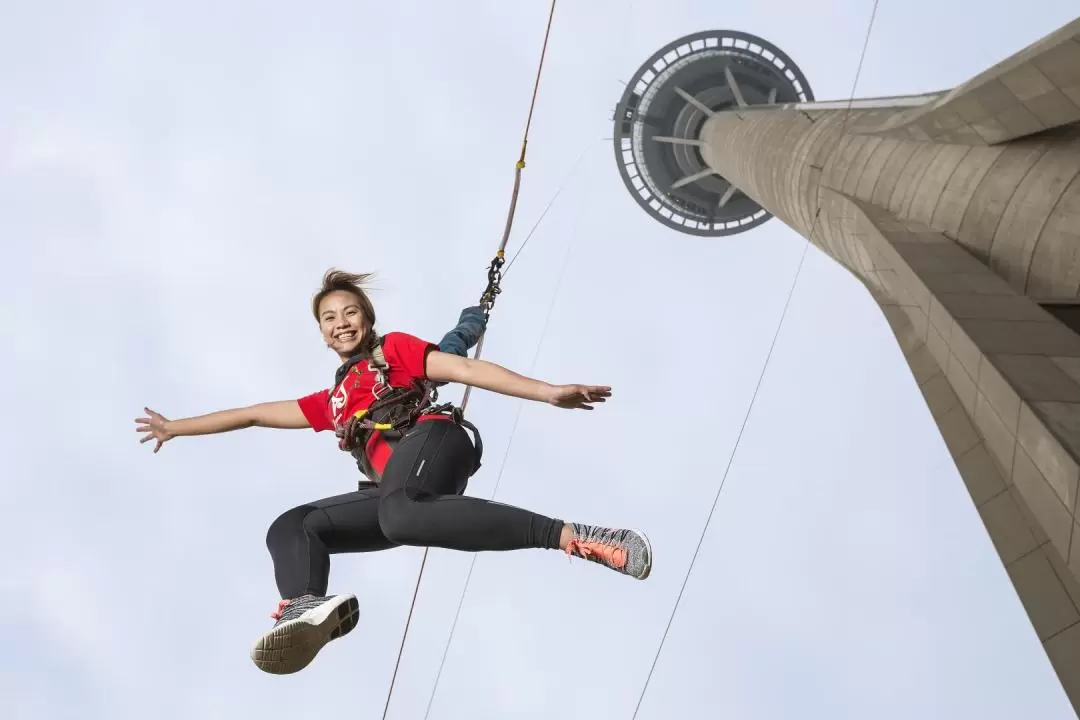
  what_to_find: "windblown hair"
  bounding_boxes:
[312,268,379,355]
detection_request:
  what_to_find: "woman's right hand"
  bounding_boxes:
[135,407,174,453]
[544,384,612,410]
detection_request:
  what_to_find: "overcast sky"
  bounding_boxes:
[4,1,1080,718]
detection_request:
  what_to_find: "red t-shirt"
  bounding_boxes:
[296,331,441,477]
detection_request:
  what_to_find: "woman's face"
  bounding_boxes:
[318,290,367,357]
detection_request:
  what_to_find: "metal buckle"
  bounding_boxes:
[371,381,391,401]
[368,361,391,400]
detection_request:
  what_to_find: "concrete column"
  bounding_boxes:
[692,18,1080,711]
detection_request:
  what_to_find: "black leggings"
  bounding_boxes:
[265,418,565,598]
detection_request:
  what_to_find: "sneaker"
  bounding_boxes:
[564,524,652,580]
[250,593,360,674]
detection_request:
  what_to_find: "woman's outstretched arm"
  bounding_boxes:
[424,351,611,409]
[135,400,311,453]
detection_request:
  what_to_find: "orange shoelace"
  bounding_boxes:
[565,537,627,569]
[270,599,290,620]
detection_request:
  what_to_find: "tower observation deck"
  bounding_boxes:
[614,19,1080,716]
[613,31,813,236]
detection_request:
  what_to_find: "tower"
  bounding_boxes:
[614,20,1080,713]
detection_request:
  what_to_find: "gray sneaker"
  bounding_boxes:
[250,593,359,674]
[565,524,652,580]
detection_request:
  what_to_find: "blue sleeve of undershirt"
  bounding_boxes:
[437,305,487,358]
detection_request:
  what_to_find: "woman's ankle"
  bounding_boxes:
[558,523,575,550]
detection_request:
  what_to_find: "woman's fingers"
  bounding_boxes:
[583,386,611,401]
[549,384,613,409]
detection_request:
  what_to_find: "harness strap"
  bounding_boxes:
[370,344,388,369]
[367,342,391,398]
[334,338,482,482]
[454,412,484,474]
[347,404,484,486]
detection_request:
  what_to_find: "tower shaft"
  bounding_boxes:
[697,19,1080,711]
[699,104,1080,291]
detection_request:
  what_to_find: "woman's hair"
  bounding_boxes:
[312,268,378,353]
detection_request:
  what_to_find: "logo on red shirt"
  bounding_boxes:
[328,381,350,429]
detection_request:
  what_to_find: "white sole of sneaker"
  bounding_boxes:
[250,594,360,675]
[632,528,653,580]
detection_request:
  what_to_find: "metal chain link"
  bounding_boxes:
[478,252,506,320]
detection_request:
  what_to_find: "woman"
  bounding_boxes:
[135,269,652,676]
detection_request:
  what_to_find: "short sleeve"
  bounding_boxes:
[296,389,333,432]
[382,331,437,380]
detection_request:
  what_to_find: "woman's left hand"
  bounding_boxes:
[545,384,611,410]
[135,407,175,453]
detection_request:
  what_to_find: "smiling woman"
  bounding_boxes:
[312,269,379,357]
[134,267,652,677]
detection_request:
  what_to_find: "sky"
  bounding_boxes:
[3,1,1080,718]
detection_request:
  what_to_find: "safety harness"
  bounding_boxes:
[332,337,483,484]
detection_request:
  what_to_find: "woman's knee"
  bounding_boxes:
[265,504,321,551]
